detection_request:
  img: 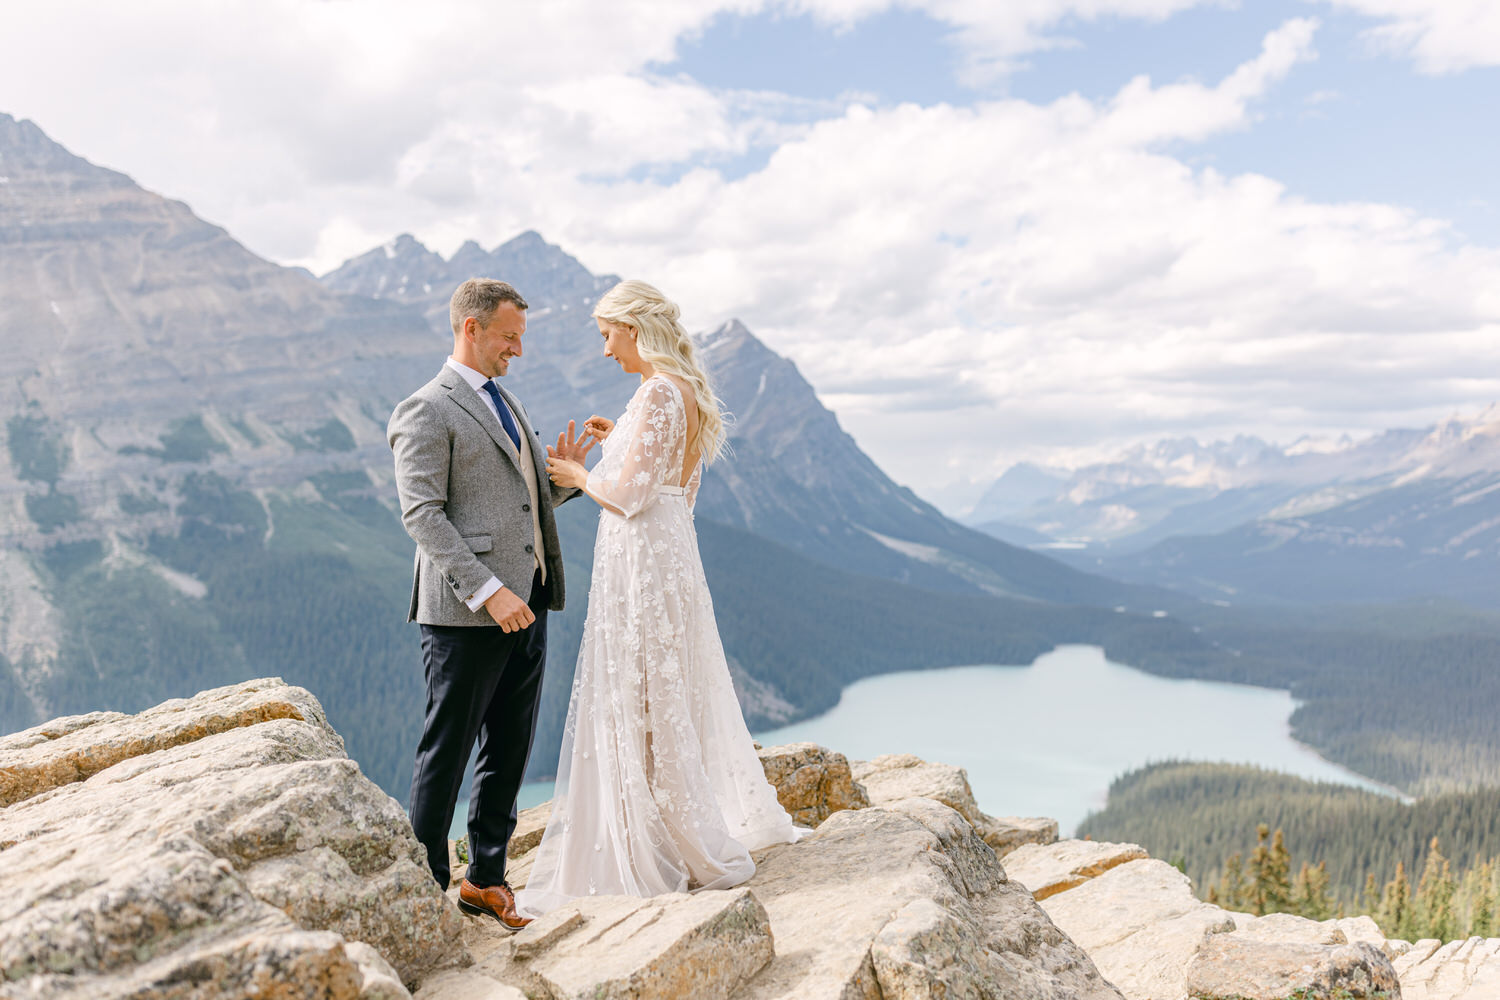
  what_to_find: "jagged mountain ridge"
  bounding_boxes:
[0,115,431,431]
[325,232,1160,607]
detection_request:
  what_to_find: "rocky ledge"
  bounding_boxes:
[0,680,1086,1000]
[3,678,1497,1000]
[1005,840,1500,1000]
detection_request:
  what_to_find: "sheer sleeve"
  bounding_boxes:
[585,378,685,519]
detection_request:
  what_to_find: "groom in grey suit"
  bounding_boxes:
[388,278,590,928]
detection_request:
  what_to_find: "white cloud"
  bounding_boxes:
[1,1,1497,503]
[1326,0,1500,73]
[1098,17,1319,146]
[548,19,1499,491]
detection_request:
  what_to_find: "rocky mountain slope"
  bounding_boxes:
[7,678,1496,999]
[325,231,1157,606]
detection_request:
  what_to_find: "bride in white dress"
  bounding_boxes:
[520,279,799,915]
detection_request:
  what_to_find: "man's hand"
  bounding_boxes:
[553,420,597,465]
[483,586,535,633]
[544,453,587,490]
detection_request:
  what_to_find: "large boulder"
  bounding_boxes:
[852,753,1057,854]
[1186,935,1400,1000]
[0,677,328,808]
[1394,936,1500,1000]
[1038,858,1237,1000]
[485,794,1123,1000]
[1226,911,1349,946]
[0,678,464,999]
[1334,915,1396,955]
[756,741,869,826]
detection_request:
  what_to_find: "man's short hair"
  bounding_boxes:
[450,278,528,334]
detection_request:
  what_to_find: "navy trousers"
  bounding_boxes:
[408,569,549,890]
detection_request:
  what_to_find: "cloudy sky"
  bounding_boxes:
[4,1,1498,511]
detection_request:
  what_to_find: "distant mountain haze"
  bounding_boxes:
[970,411,1500,607]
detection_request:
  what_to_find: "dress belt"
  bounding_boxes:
[657,485,688,496]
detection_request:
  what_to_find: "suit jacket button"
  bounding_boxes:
[522,503,531,512]
[524,544,534,553]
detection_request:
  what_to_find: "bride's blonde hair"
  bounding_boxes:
[593,279,728,465]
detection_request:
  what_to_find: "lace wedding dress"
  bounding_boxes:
[517,375,800,914]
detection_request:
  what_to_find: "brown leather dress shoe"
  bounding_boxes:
[458,878,531,931]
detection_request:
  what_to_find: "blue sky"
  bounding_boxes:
[2,0,1498,508]
[665,2,1497,243]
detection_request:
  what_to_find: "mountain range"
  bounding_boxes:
[967,410,1500,607]
[0,113,1200,799]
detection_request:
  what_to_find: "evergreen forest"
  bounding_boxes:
[1079,761,1500,938]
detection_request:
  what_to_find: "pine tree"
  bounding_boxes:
[1379,861,1412,940]
[1293,860,1335,920]
[1248,824,1270,915]
[1415,837,1457,941]
[1361,872,1381,917]
[1470,860,1495,937]
[1212,853,1250,910]
[1261,828,1293,914]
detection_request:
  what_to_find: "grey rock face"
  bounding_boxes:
[419,888,775,1000]
[1185,935,1401,1000]
[0,115,425,433]
[738,798,1122,1000]
[0,678,464,997]
[983,813,1064,855]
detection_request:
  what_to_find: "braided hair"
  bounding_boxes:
[592,280,729,464]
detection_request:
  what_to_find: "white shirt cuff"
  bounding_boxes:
[465,576,503,612]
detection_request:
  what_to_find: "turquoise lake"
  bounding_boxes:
[452,644,1390,840]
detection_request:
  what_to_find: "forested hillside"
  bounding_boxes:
[1079,761,1500,936]
[1128,606,1500,796]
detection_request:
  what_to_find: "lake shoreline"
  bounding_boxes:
[461,644,1403,841]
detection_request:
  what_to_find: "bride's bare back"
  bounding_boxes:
[656,373,701,488]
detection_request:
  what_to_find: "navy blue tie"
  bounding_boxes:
[481,380,522,450]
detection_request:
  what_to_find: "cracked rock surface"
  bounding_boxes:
[0,678,463,999]
[462,793,1123,1000]
[852,752,1059,855]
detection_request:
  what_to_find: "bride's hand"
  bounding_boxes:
[544,451,588,490]
[583,415,614,442]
